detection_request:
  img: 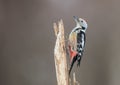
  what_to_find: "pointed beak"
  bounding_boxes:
[73,16,79,22]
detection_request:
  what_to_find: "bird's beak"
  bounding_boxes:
[73,16,79,22]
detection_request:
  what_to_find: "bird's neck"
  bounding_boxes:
[75,26,86,33]
[76,23,81,28]
[81,27,86,32]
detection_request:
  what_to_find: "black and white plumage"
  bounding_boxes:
[68,16,88,75]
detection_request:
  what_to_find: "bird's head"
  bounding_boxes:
[73,16,88,31]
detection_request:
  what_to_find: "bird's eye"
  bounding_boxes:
[81,20,83,23]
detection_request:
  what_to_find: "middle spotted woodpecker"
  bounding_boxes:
[68,16,88,75]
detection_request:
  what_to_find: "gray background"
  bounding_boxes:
[0,0,120,85]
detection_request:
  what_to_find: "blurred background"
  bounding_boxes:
[0,0,120,85]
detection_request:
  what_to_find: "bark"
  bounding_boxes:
[53,19,80,85]
[53,19,69,85]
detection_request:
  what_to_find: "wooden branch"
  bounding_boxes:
[53,19,80,85]
[53,19,69,85]
[73,72,80,85]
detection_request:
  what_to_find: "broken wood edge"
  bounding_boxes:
[53,19,80,85]
[53,19,69,85]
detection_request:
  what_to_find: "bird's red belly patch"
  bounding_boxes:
[70,51,77,62]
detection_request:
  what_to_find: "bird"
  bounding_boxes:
[68,16,88,75]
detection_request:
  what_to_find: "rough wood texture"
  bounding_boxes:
[73,73,80,85]
[53,19,80,85]
[53,20,69,85]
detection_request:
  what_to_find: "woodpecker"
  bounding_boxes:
[68,16,88,75]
